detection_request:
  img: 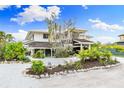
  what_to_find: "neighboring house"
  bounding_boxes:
[24,29,93,57]
[116,34,124,45]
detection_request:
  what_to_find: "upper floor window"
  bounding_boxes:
[43,34,48,39]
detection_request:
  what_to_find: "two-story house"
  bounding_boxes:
[24,29,93,57]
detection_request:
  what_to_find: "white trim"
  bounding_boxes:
[25,40,49,43]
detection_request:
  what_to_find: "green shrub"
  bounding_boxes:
[73,61,82,70]
[102,44,124,52]
[101,49,112,61]
[76,47,114,65]
[76,49,90,62]
[32,50,45,58]
[108,58,118,64]
[23,57,31,63]
[99,58,107,65]
[31,60,45,75]
[55,47,70,58]
[2,42,26,61]
[18,55,25,61]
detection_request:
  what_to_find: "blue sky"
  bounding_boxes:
[0,5,124,43]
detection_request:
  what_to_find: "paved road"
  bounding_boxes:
[0,57,124,88]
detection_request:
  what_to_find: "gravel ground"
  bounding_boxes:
[0,57,124,88]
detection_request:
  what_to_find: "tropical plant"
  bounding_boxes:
[23,57,31,63]
[45,13,57,44]
[76,46,114,65]
[73,61,82,70]
[0,31,5,40]
[101,49,112,61]
[45,16,76,57]
[76,49,90,62]
[5,34,14,42]
[32,50,45,58]
[3,42,26,61]
[54,47,70,58]
[0,31,14,60]
[99,58,107,65]
[0,31,14,44]
[31,60,45,76]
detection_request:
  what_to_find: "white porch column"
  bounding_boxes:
[51,48,53,57]
[44,49,46,57]
[88,44,91,50]
[80,44,83,50]
[31,49,34,56]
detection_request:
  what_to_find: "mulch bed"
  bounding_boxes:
[82,61,103,69]
[24,60,119,79]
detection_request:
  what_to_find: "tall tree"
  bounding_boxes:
[0,31,14,60]
[45,12,57,44]
[0,31,14,44]
[5,34,14,42]
[0,31,6,45]
[63,19,75,44]
[3,42,26,61]
[0,31,6,59]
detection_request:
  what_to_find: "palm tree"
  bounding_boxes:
[5,34,14,42]
[46,18,53,44]
[0,31,5,59]
[45,12,59,43]
[0,31,5,41]
[63,19,75,45]
[45,13,61,57]
[0,31,14,61]
[0,31,14,44]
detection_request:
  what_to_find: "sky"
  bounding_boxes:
[0,5,124,43]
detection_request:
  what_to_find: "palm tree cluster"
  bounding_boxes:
[45,13,76,57]
[0,31,14,46]
[45,12,76,49]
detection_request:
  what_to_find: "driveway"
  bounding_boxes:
[29,56,80,66]
[0,57,124,88]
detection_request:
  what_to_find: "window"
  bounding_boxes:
[43,34,48,39]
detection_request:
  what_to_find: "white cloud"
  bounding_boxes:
[93,36,117,44]
[0,5,10,10]
[9,30,27,41]
[0,5,21,10]
[82,5,88,10]
[89,18,124,31]
[11,5,61,25]
[16,5,21,8]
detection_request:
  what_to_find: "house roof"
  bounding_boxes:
[25,30,49,40]
[28,41,52,48]
[79,34,93,38]
[25,28,89,40]
[118,34,124,36]
[64,28,87,33]
[116,41,124,43]
[74,39,93,43]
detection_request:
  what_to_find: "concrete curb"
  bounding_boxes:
[23,63,121,79]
